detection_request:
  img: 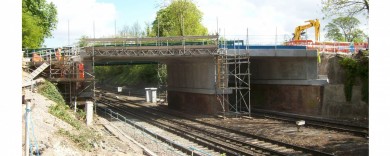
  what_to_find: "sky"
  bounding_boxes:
[44,0,368,47]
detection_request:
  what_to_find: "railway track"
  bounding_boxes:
[97,94,334,156]
[251,108,368,137]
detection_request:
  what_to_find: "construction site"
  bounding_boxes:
[16,0,369,147]
[21,28,369,155]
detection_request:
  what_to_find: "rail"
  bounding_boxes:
[98,105,212,156]
[252,108,369,137]
[101,93,334,156]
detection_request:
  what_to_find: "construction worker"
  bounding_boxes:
[55,48,62,61]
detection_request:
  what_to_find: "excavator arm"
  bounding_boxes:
[293,19,320,42]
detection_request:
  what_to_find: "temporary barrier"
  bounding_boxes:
[287,40,368,53]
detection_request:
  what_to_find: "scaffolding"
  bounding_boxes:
[157,63,168,104]
[83,35,219,57]
[24,46,94,106]
[215,40,251,117]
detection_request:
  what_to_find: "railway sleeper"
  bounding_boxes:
[100,96,332,156]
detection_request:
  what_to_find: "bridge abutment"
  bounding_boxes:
[168,91,221,114]
[166,57,222,114]
[248,49,327,115]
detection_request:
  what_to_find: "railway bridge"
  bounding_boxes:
[79,35,326,115]
[23,35,326,116]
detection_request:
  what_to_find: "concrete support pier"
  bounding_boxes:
[166,57,222,114]
[85,101,94,126]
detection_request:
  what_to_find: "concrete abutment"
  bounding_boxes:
[166,57,223,114]
[168,91,222,114]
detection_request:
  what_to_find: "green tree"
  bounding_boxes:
[78,35,89,47]
[321,0,369,18]
[324,16,367,42]
[22,10,44,48]
[22,0,58,48]
[152,0,208,37]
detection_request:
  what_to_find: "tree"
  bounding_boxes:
[145,22,152,37]
[119,22,144,37]
[78,35,89,47]
[151,0,208,37]
[324,17,367,42]
[22,10,44,48]
[22,0,58,48]
[321,0,369,18]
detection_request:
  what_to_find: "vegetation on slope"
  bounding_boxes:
[339,50,369,103]
[37,81,101,150]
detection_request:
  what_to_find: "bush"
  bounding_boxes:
[339,52,369,103]
[37,81,65,105]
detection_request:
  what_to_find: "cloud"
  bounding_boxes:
[44,0,117,47]
[197,0,324,44]
[43,0,368,47]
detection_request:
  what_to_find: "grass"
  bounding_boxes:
[57,128,101,151]
[37,80,101,150]
[37,81,82,129]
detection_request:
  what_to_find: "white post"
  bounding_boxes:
[86,101,94,126]
[150,88,157,103]
[25,101,31,156]
[145,88,151,102]
[74,97,77,113]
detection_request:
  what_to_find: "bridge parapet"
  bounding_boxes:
[83,45,219,57]
[82,35,220,57]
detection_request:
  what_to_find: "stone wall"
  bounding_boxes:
[322,84,368,121]
[318,53,368,121]
[251,84,323,116]
[251,53,368,122]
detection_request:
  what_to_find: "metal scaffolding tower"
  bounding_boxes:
[215,42,251,117]
[157,63,167,104]
[27,46,94,104]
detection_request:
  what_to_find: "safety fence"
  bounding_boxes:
[220,35,368,53]
[286,40,368,53]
